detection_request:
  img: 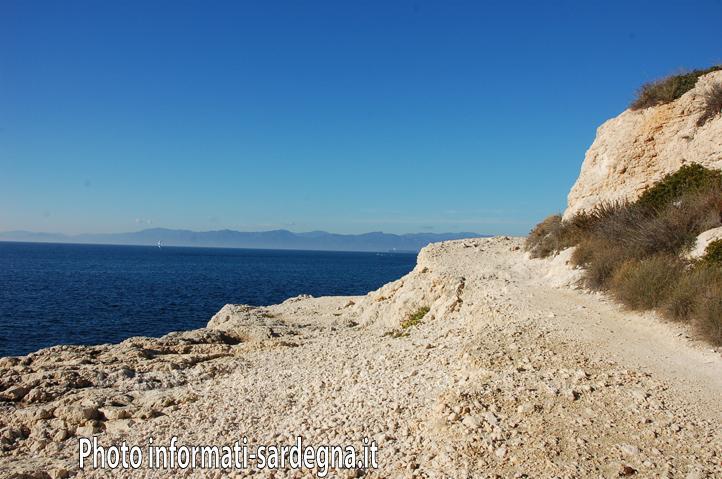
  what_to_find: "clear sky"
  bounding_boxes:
[2,1,721,236]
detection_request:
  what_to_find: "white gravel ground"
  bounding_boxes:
[1,237,720,478]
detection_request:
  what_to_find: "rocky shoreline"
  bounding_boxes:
[1,237,720,478]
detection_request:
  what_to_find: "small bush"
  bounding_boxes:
[636,164,722,212]
[572,238,629,290]
[560,207,603,236]
[525,215,563,258]
[569,236,597,267]
[662,266,722,322]
[662,272,700,322]
[584,202,650,257]
[524,207,613,259]
[694,283,722,345]
[610,255,683,310]
[401,306,429,329]
[627,191,721,256]
[696,81,722,127]
[630,65,722,110]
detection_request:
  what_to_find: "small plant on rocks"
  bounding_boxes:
[401,306,429,329]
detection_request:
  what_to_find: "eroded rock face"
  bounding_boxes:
[564,70,722,220]
[352,237,524,331]
[0,308,294,475]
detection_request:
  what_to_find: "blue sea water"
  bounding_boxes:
[0,242,417,357]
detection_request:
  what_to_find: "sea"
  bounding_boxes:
[0,242,417,357]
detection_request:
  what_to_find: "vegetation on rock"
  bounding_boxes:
[636,163,722,211]
[697,81,722,126]
[701,239,722,265]
[525,163,722,345]
[401,306,429,329]
[630,65,722,110]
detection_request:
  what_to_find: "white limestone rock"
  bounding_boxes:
[687,226,722,260]
[565,70,722,220]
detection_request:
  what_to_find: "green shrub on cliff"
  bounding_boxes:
[636,164,722,211]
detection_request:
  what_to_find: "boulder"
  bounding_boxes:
[687,226,722,260]
[207,304,292,342]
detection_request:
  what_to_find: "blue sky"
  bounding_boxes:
[2,1,721,236]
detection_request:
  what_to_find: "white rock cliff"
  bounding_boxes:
[564,70,722,219]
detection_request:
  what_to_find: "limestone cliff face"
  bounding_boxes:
[564,70,722,220]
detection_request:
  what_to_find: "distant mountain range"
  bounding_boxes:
[0,228,487,252]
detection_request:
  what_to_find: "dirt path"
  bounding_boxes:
[529,279,722,416]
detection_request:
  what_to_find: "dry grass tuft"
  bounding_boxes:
[662,266,721,323]
[572,238,628,290]
[694,282,722,345]
[630,66,722,110]
[610,256,683,310]
[525,215,563,258]
[696,81,722,127]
